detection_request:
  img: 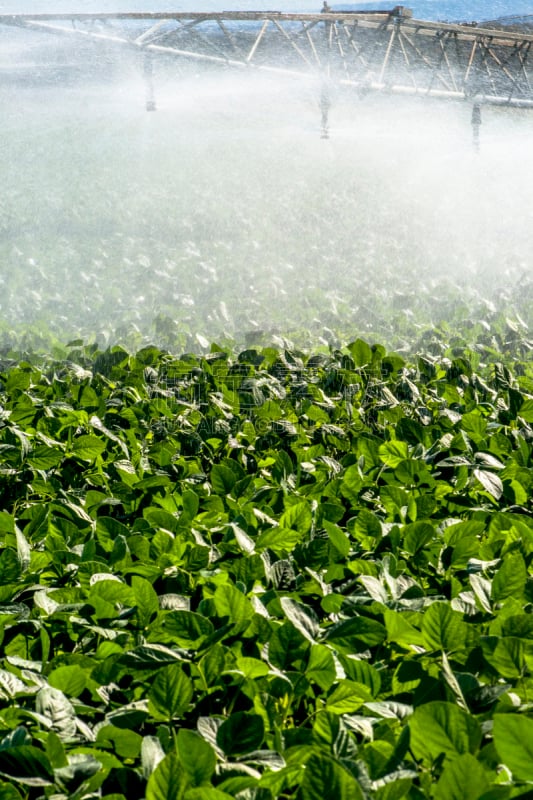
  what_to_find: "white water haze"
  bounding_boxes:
[1,11,532,349]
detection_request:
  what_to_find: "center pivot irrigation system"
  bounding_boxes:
[1,6,532,140]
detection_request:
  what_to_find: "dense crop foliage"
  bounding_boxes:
[1,320,533,799]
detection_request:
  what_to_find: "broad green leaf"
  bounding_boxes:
[0,669,26,697]
[181,490,200,523]
[148,663,193,720]
[95,725,143,759]
[492,553,527,602]
[142,736,166,779]
[184,789,234,800]
[213,584,253,626]
[461,411,487,443]
[483,636,526,679]
[422,602,470,652]
[0,781,24,800]
[231,524,256,554]
[299,751,364,800]
[473,469,503,500]
[53,754,102,788]
[501,614,533,639]
[217,712,264,756]
[341,657,382,696]
[351,509,382,540]
[44,731,67,769]
[119,644,184,669]
[519,398,533,422]
[177,729,216,786]
[268,622,310,670]
[0,746,54,786]
[144,507,180,533]
[469,574,492,613]
[272,449,295,483]
[0,550,21,583]
[279,501,312,533]
[347,339,373,368]
[164,611,215,648]
[27,445,63,470]
[71,434,106,461]
[312,712,340,747]
[210,464,236,495]
[493,714,533,781]
[15,527,30,573]
[0,513,15,534]
[280,597,320,643]
[255,400,283,420]
[306,644,336,691]
[434,753,490,800]
[409,702,482,764]
[256,526,305,554]
[325,679,372,713]
[379,441,409,469]
[36,687,77,739]
[363,739,394,780]
[323,520,350,557]
[340,464,363,504]
[132,575,160,627]
[199,643,227,689]
[384,609,425,648]
[259,764,304,796]
[402,521,434,556]
[374,777,413,800]
[234,656,269,679]
[48,665,87,697]
[325,616,386,651]
[89,579,135,609]
[0,728,30,749]
[5,369,30,392]
[358,574,388,604]
[96,517,132,553]
[146,751,188,800]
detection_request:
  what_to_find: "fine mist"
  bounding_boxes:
[1,32,533,351]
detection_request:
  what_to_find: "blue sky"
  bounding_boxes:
[0,0,531,21]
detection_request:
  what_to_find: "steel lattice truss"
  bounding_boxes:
[2,9,533,108]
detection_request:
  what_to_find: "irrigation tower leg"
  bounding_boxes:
[320,82,331,139]
[144,52,156,112]
[471,103,481,152]
[320,14,333,140]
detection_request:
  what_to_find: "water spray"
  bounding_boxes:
[471,103,482,153]
[144,53,156,112]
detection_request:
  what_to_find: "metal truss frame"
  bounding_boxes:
[1,9,533,108]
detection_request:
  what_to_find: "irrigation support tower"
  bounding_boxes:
[1,6,532,141]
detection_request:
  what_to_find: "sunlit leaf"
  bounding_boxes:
[299,751,364,800]
[148,664,194,720]
[493,714,533,781]
[409,702,482,764]
[146,752,187,800]
[280,597,320,643]
[177,729,216,786]
[70,435,106,461]
[473,469,503,499]
[306,644,336,691]
[422,602,471,652]
[434,753,490,800]
[325,679,372,713]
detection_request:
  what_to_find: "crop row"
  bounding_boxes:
[0,331,532,798]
